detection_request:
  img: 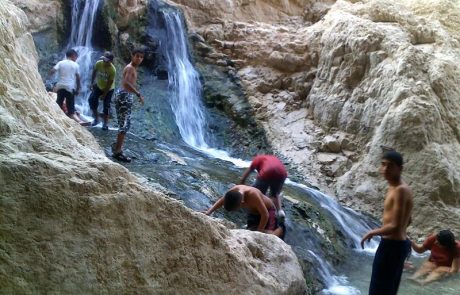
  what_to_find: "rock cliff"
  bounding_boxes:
[0,1,306,293]
[171,0,460,236]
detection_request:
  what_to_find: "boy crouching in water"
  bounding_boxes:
[205,185,285,239]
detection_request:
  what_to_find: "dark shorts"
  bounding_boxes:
[89,86,114,116]
[56,88,75,115]
[253,177,285,198]
[114,89,134,133]
[369,238,411,295]
[247,208,285,240]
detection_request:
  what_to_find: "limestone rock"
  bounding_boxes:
[9,0,63,34]
[171,0,460,236]
[0,1,306,293]
[115,0,148,28]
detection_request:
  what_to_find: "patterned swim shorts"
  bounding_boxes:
[114,89,134,133]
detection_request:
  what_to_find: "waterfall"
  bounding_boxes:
[67,0,101,117]
[149,2,208,149]
[287,179,380,252]
[146,1,380,292]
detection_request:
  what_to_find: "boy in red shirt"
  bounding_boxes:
[240,155,287,221]
[410,229,460,285]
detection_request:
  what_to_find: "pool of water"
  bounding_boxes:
[339,251,460,294]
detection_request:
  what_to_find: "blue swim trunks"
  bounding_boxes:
[369,238,411,295]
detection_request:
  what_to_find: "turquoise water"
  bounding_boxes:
[340,251,460,295]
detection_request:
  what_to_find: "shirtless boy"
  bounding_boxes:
[361,151,413,295]
[112,48,144,162]
[205,185,285,239]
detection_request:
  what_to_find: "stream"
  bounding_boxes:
[39,0,460,294]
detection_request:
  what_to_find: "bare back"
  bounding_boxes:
[233,185,275,214]
[121,63,138,93]
[382,182,413,240]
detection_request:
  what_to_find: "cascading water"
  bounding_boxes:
[67,0,101,117]
[287,180,380,252]
[146,1,381,293]
[150,3,208,148]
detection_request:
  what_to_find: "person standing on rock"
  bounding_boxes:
[204,184,285,239]
[409,229,460,285]
[240,155,287,221]
[361,151,413,295]
[89,51,116,130]
[48,48,81,120]
[112,48,144,163]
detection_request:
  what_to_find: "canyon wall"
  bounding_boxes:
[172,0,460,236]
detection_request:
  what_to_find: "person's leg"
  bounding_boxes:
[386,239,411,295]
[271,226,284,238]
[113,91,133,161]
[369,241,387,295]
[102,89,114,129]
[253,178,269,195]
[65,90,75,116]
[418,267,448,285]
[409,260,436,280]
[56,89,66,110]
[269,178,286,218]
[114,131,126,154]
[89,87,102,124]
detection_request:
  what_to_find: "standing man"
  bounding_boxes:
[112,48,144,163]
[48,49,81,119]
[89,51,116,130]
[240,155,287,220]
[361,151,413,295]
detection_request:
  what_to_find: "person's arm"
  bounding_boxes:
[240,167,253,184]
[435,258,460,274]
[75,73,81,95]
[450,258,460,273]
[48,63,58,79]
[103,78,114,96]
[411,240,427,254]
[361,187,407,248]
[204,197,224,216]
[252,192,269,232]
[48,68,56,78]
[90,68,97,90]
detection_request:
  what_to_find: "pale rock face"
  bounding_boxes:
[0,1,306,293]
[172,0,460,236]
[116,0,148,28]
[9,0,63,34]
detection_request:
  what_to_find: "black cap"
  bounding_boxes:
[101,51,114,62]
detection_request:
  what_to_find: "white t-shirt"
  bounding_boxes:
[54,59,80,92]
